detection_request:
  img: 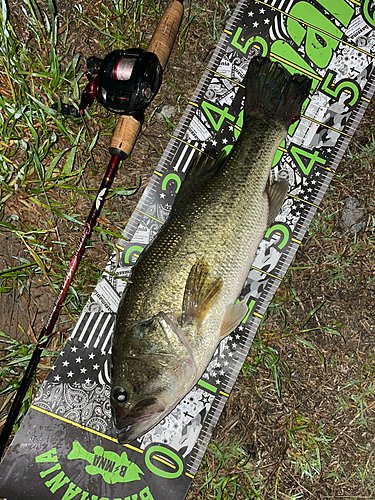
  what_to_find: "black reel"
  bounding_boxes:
[57,49,163,117]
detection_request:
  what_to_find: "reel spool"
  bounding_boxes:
[79,48,163,116]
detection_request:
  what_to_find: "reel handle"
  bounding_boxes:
[110,0,184,159]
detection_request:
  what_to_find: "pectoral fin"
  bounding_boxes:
[220,300,248,338]
[182,260,223,325]
[267,178,289,227]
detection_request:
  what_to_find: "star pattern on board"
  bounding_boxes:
[288,167,328,221]
[202,329,247,388]
[246,3,277,32]
[48,340,108,385]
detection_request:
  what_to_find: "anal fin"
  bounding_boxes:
[220,300,248,338]
[267,178,289,227]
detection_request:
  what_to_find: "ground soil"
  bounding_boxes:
[1,1,375,499]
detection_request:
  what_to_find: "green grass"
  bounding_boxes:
[0,0,143,300]
[0,331,59,429]
[346,135,375,174]
[194,412,334,499]
[285,412,333,482]
[74,0,150,50]
[199,439,263,499]
[0,0,143,431]
[0,3,87,213]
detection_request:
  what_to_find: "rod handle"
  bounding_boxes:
[148,0,184,69]
[109,115,142,159]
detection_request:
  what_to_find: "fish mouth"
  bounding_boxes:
[116,424,136,444]
[116,412,161,444]
[114,397,167,444]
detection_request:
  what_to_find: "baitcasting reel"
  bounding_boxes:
[81,48,163,115]
[60,48,163,117]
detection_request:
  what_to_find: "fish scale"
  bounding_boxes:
[116,123,277,356]
[111,58,311,444]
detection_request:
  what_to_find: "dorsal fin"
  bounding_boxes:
[175,149,229,203]
[188,149,228,180]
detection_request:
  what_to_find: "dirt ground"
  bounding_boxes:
[1,1,375,499]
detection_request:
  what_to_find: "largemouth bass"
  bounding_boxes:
[111,56,311,444]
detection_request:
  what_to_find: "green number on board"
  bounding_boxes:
[362,0,375,28]
[144,446,184,479]
[231,28,268,56]
[287,2,343,69]
[321,71,360,107]
[201,101,235,131]
[290,146,326,176]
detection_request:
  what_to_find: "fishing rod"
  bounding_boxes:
[0,0,184,459]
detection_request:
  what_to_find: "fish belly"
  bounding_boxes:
[122,119,286,373]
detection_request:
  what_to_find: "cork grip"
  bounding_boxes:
[148,0,184,69]
[109,115,141,158]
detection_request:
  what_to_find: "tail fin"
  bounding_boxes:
[244,56,312,128]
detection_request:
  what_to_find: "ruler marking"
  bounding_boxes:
[219,390,229,397]
[291,237,301,244]
[134,208,164,225]
[270,52,322,80]
[206,66,245,88]
[170,135,214,158]
[197,379,217,393]
[300,114,352,137]
[152,455,176,469]
[251,265,282,280]
[287,193,319,208]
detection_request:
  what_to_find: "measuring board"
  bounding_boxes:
[1,0,375,498]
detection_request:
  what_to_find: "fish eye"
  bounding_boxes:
[112,386,128,403]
